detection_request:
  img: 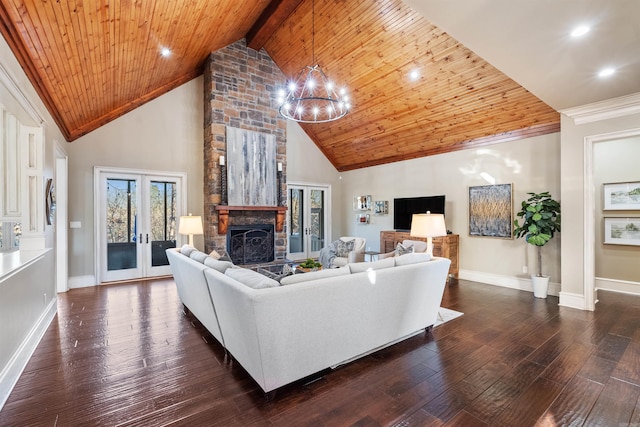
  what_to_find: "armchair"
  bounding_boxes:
[319,236,366,268]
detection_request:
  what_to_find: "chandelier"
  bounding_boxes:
[276,0,351,123]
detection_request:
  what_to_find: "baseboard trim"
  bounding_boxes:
[0,297,57,411]
[596,277,640,296]
[459,269,560,296]
[558,291,588,310]
[69,275,97,288]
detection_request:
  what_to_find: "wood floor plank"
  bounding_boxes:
[611,340,640,386]
[538,375,603,426]
[1,279,640,426]
[491,377,564,427]
[583,377,640,426]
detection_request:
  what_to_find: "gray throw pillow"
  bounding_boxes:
[395,242,414,256]
[334,239,355,257]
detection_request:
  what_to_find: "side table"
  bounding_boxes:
[364,250,380,262]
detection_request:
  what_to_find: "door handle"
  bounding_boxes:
[139,233,143,244]
[146,234,149,244]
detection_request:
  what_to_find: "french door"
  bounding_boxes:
[96,168,186,283]
[287,184,330,261]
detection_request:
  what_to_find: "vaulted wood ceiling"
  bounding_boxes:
[0,0,559,171]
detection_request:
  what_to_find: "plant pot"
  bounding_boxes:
[531,274,550,299]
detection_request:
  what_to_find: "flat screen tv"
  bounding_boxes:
[393,195,445,231]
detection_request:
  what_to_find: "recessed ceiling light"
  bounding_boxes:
[598,67,615,78]
[570,25,590,38]
[160,47,171,57]
[409,69,420,80]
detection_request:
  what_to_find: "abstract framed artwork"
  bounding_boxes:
[603,217,640,246]
[603,181,640,210]
[226,126,277,206]
[468,183,513,238]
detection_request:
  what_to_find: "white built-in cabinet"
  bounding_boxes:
[1,109,21,219]
[0,105,45,248]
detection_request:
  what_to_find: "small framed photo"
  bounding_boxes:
[356,213,370,224]
[374,200,388,215]
[603,182,640,210]
[604,217,640,246]
[353,195,372,211]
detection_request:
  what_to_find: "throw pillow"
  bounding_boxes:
[225,267,280,289]
[334,239,355,257]
[209,250,221,259]
[395,242,414,256]
[349,257,395,273]
[204,257,234,273]
[180,244,196,257]
[280,266,350,286]
[394,252,432,266]
[189,250,209,263]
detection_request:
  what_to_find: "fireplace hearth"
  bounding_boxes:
[227,225,274,265]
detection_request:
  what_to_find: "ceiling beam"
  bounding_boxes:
[246,0,304,51]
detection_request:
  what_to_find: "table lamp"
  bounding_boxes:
[179,214,203,247]
[410,211,447,256]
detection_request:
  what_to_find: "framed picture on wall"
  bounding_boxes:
[603,217,640,246]
[468,183,513,238]
[603,181,640,210]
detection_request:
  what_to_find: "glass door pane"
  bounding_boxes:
[149,180,177,268]
[308,188,325,258]
[104,177,142,281]
[288,187,305,260]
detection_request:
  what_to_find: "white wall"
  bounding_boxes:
[285,121,344,239]
[340,133,562,288]
[66,77,204,284]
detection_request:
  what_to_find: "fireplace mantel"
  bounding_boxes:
[215,205,287,234]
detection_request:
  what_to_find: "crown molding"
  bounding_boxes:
[0,62,46,126]
[561,92,640,125]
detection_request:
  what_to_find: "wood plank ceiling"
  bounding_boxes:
[0,0,559,171]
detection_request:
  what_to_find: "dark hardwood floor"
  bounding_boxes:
[1,278,640,426]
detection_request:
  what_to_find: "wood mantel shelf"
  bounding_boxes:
[214,205,287,234]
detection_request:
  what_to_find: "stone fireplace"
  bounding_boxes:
[202,39,287,260]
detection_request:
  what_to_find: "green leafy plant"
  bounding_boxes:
[513,192,561,277]
[299,258,322,269]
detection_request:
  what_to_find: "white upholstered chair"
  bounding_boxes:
[319,236,367,268]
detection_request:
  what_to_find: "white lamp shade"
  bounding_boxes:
[410,212,447,238]
[179,215,203,236]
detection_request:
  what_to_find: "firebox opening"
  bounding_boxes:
[227,225,275,265]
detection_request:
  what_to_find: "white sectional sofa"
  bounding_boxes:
[166,247,451,394]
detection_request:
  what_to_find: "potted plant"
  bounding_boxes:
[513,192,561,298]
[297,258,322,273]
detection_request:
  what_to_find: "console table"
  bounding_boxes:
[380,231,459,279]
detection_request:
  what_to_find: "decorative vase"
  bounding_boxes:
[531,275,550,299]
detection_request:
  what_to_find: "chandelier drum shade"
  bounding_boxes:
[276,0,351,123]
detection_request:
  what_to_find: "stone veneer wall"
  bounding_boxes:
[203,38,287,259]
